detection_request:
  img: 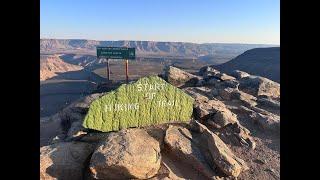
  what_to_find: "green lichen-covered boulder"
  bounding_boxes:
[83,76,194,132]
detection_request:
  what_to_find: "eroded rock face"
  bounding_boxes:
[163,66,202,87]
[40,142,94,180]
[83,76,194,132]
[164,125,217,179]
[239,75,280,99]
[190,121,249,177]
[89,128,161,180]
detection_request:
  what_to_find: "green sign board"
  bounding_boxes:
[97,47,135,59]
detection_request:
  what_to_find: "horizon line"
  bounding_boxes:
[40,37,280,46]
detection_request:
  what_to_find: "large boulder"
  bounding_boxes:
[194,99,239,129]
[163,66,202,87]
[230,70,250,79]
[232,106,280,133]
[219,79,240,89]
[183,87,239,129]
[250,108,280,132]
[40,142,94,180]
[204,79,239,90]
[199,66,220,76]
[148,161,185,180]
[256,96,280,115]
[183,87,213,103]
[144,125,169,149]
[185,88,256,150]
[89,128,161,179]
[219,73,236,81]
[216,88,257,107]
[217,123,256,150]
[190,121,249,177]
[164,125,218,179]
[199,66,235,81]
[238,75,280,99]
[182,86,214,99]
[83,76,194,132]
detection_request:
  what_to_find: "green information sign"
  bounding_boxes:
[97,47,135,59]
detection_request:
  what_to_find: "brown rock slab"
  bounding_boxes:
[239,75,280,99]
[218,88,257,107]
[218,123,256,150]
[163,66,202,87]
[89,128,161,179]
[230,70,250,79]
[191,120,249,177]
[164,125,217,179]
[194,99,239,128]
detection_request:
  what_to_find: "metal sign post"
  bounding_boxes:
[96,47,135,83]
[106,58,110,81]
[125,59,129,83]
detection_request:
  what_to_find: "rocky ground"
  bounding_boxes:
[40,65,280,180]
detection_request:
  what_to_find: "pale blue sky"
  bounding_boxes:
[41,0,280,44]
